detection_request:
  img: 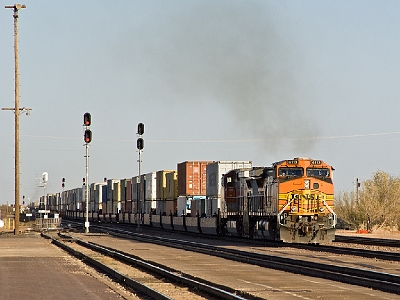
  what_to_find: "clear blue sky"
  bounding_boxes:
[1,1,399,204]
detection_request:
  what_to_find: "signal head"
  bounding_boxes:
[83,112,91,126]
[84,129,92,143]
[137,138,144,150]
[137,123,144,135]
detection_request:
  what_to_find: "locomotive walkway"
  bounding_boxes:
[0,232,133,299]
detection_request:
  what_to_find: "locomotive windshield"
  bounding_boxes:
[306,167,332,183]
[306,168,330,178]
[278,167,303,182]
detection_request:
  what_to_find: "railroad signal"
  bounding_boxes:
[84,129,92,143]
[82,177,85,185]
[83,112,91,126]
[137,138,144,150]
[137,122,144,135]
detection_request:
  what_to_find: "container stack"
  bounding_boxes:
[145,172,157,214]
[156,170,175,215]
[165,171,178,215]
[177,161,212,217]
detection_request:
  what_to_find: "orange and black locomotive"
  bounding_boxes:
[222,157,336,243]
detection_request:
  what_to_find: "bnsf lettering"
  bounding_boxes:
[293,194,320,200]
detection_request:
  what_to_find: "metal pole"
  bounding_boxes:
[44,182,47,211]
[137,150,141,228]
[139,149,141,208]
[4,4,26,235]
[356,178,359,202]
[85,143,89,233]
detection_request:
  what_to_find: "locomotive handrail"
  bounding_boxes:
[277,198,295,225]
[323,199,337,227]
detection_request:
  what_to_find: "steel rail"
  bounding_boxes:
[87,224,400,295]
[335,235,400,248]
[42,233,173,300]
[45,232,254,300]
[293,243,400,261]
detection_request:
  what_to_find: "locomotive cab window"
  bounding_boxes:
[306,168,330,178]
[278,167,303,182]
[306,168,332,183]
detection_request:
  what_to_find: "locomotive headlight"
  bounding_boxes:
[291,206,297,212]
[304,180,310,190]
[319,207,325,212]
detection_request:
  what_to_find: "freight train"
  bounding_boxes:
[48,158,336,244]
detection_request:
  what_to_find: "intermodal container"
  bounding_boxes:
[107,179,119,201]
[165,199,177,215]
[156,170,175,200]
[177,161,212,196]
[132,176,138,201]
[145,172,156,201]
[165,171,178,200]
[132,175,145,201]
[206,161,252,197]
[126,179,132,201]
[113,181,121,214]
[125,200,132,213]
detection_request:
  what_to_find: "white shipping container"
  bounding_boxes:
[77,187,84,211]
[145,172,157,201]
[206,161,252,198]
[94,183,105,205]
[177,196,191,216]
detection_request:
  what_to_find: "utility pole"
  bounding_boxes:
[3,4,30,235]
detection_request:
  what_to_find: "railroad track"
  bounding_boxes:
[292,243,400,261]
[42,231,255,300]
[76,223,400,295]
[64,220,400,262]
[335,234,400,247]
[60,220,400,294]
